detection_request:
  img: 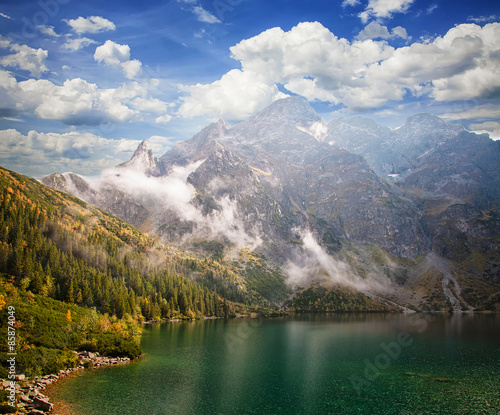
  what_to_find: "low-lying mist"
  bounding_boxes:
[284,229,393,295]
[90,161,262,252]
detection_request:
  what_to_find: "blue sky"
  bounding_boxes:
[0,0,499,176]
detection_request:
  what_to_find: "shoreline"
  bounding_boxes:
[4,351,139,415]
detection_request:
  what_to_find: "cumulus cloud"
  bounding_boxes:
[359,0,414,23]
[178,21,500,118]
[36,25,60,37]
[356,23,408,41]
[0,129,144,176]
[94,40,142,79]
[156,114,173,124]
[357,22,391,40]
[391,26,408,39]
[63,37,97,51]
[178,69,288,121]
[0,38,48,77]
[65,16,116,34]
[0,70,170,126]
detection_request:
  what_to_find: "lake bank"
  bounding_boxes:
[7,352,137,415]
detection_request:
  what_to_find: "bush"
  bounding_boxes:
[16,347,79,377]
[79,333,141,359]
[0,404,16,414]
[0,367,8,379]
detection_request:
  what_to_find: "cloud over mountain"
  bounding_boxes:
[178,21,500,118]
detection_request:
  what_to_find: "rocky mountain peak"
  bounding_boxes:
[243,97,324,133]
[159,120,231,170]
[226,97,325,153]
[395,113,464,142]
[119,140,160,176]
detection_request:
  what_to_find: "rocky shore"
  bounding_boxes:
[2,351,133,414]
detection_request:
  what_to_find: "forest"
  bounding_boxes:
[0,166,274,385]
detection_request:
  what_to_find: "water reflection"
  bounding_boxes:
[48,313,500,415]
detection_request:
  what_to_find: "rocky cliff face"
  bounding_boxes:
[40,97,500,310]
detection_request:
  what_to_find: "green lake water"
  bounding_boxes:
[48,313,500,415]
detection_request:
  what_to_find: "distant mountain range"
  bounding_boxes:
[41,97,500,312]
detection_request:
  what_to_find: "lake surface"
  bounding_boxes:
[48,313,500,415]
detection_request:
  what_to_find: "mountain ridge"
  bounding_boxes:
[40,97,500,312]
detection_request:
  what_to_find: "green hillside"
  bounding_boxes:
[0,166,278,382]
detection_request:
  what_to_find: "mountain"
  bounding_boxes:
[327,113,465,177]
[40,97,500,312]
[119,139,161,175]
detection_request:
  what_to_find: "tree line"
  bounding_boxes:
[0,169,247,322]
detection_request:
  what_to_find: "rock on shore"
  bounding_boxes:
[2,351,133,414]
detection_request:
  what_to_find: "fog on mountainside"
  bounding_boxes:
[40,97,500,312]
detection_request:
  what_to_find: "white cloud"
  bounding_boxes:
[357,22,391,40]
[0,12,12,20]
[178,21,500,117]
[192,6,221,24]
[179,0,221,24]
[63,37,97,51]
[0,69,169,126]
[146,135,176,154]
[98,161,262,250]
[391,26,408,39]
[468,15,498,23]
[342,0,360,7]
[132,97,169,113]
[155,114,173,124]
[121,59,142,79]
[440,104,500,121]
[0,128,141,176]
[178,69,288,121]
[356,23,409,44]
[468,121,500,140]
[65,16,116,34]
[360,0,414,22]
[94,40,142,79]
[36,25,60,37]
[94,40,130,65]
[426,4,438,14]
[0,38,48,77]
